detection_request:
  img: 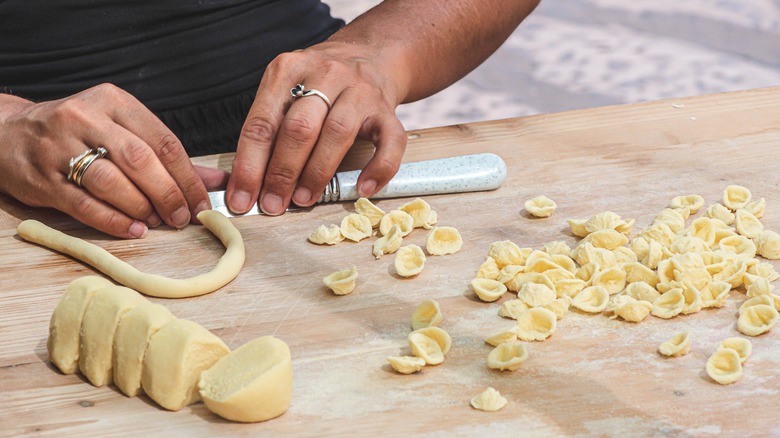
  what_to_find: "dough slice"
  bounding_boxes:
[48,276,113,374]
[143,319,230,411]
[199,336,292,423]
[113,302,175,397]
[79,285,147,387]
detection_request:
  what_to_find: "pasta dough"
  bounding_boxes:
[486,342,529,371]
[399,198,433,228]
[308,224,344,245]
[354,197,385,228]
[394,245,426,277]
[524,195,556,218]
[323,266,358,296]
[719,337,751,364]
[736,304,779,336]
[408,327,452,365]
[706,347,743,385]
[372,224,403,259]
[485,327,519,347]
[387,356,426,374]
[651,289,685,319]
[17,210,245,298]
[411,299,442,331]
[516,307,557,341]
[658,332,691,357]
[340,213,373,242]
[426,226,463,255]
[471,278,508,302]
[198,336,292,423]
[379,210,415,237]
[470,387,508,412]
[722,185,751,210]
[571,285,609,313]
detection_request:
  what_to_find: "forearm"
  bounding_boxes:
[0,94,34,122]
[327,0,540,104]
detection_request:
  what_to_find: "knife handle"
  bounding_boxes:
[319,153,507,202]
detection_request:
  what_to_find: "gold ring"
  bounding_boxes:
[67,147,108,188]
[290,84,332,109]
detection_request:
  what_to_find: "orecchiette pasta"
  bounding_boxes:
[399,198,433,229]
[734,209,763,238]
[379,210,415,237]
[719,337,751,364]
[470,387,508,412]
[571,285,609,313]
[524,195,557,218]
[486,342,529,371]
[485,327,518,347]
[669,194,705,214]
[387,356,426,374]
[408,327,451,365]
[372,224,404,259]
[475,257,500,280]
[354,197,385,228]
[472,278,508,302]
[411,299,442,331]
[658,332,691,357]
[517,283,556,307]
[610,296,653,322]
[322,266,358,296]
[745,197,766,218]
[488,240,528,268]
[700,281,731,308]
[754,230,780,259]
[651,288,685,319]
[308,224,344,245]
[340,213,373,242]
[542,297,571,320]
[498,299,530,320]
[705,203,736,225]
[426,226,463,255]
[736,304,779,336]
[590,266,626,295]
[624,281,661,303]
[516,307,557,341]
[722,185,751,211]
[395,244,426,277]
[706,347,743,385]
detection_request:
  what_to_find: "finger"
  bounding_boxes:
[356,109,407,198]
[78,157,159,226]
[292,89,361,207]
[227,54,302,214]
[55,181,149,239]
[195,165,230,191]
[259,89,331,215]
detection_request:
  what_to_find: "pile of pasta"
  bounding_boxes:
[472,185,779,385]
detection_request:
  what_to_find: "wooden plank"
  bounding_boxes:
[1,87,779,436]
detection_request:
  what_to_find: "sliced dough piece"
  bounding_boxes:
[17,210,245,298]
[372,224,403,259]
[658,332,691,357]
[395,244,426,277]
[48,276,113,374]
[79,285,147,387]
[113,302,175,397]
[516,307,556,341]
[354,197,385,228]
[524,195,556,218]
[411,299,442,331]
[308,224,344,245]
[719,337,751,364]
[706,347,743,385]
[486,342,529,371]
[470,387,508,411]
[408,327,451,365]
[736,304,779,336]
[323,266,358,296]
[426,226,463,255]
[387,356,426,374]
[143,319,230,411]
[399,198,433,228]
[379,210,414,237]
[198,336,291,423]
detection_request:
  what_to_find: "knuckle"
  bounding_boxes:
[155,184,182,207]
[154,134,184,162]
[321,115,354,140]
[85,162,118,192]
[303,163,332,187]
[71,194,100,217]
[120,142,155,173]
[93,82,124,100]
[264,164,299,188]
[241,116,276,145]
[281,115,318,145]
[374,157,401,178]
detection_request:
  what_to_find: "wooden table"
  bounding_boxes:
[2,87,780,437]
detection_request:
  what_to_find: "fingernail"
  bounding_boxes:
[358,179,377,197]
[229,190,251,213]
[129,221,148,239]
[145,212,162,228]
[260,193,284,215]
[171,206,190,228]
[292,187,312,206]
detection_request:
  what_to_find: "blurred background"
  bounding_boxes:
[327,0,780,130]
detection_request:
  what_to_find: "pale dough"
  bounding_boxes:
[372,224,403,259]
[394,244,426,277]
[719,337,752,364]
[411,299,442,331]
[198,336,292,423]
[399,198,433,228]
[17,210,245,298]
[354,197,385,228]
[486,342,529,371]
[706,347,743,385]
[470,387,508,412]
[524,195,556,218]
[471,278,508,303]
[736,304,778,336]
[387,356,426,374]
[658,332,691,357]
[408,327,451,365]
[323,266,358,296]
[308,224,344,245]
[516,307,556,341]
[340,213,373,242]
[425,226,463,255]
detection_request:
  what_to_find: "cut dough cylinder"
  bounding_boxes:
[48,276,113,374]
[143,319,230,411]
[79,285,147,387]
[199,336,292,423]
[16,210,245,298]
[113,302,175,397]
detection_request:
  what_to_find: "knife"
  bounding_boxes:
[208,153,507,217]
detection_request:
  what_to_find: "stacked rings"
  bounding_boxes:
[290,84,332,109]
[67,147,108,188]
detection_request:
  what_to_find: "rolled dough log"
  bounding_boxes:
[142,319,230,411]
[113,302,175,397]
[199,336,292,422]
[47,276,113,374]
[16,210,245,298]
[79,285,147,387]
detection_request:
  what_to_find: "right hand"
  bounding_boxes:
[0,83,228,238]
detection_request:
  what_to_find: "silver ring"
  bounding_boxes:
[67,146,108,188]
[290,84,332,109]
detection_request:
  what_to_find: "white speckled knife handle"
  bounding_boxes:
[319,153,507,202]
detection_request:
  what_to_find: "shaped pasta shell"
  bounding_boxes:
[516,307,557,341]
[555,278,587,299]
[486,342,529,371]
[541,241,571,256]
[624,281,661,303]
[736,304,779,336]
[487,240,528,268]
[387,356,426,374]
[722,185,751,211]
[470,387,508,411]
[471,278,508,303]
[399,198,433,228]
[754,230,780,260]
[372,224,403,259]
[700,281,731,308]
[517,282,556,307]
[651,288,685,319]
[322,266,358,296]
[591,266,626,296]
[579,229,628,251]
[745,197,766,218]
[340,213,373,242]
[408,327,451,365]
[658,332,691,357]
[739,295,775,316]
[411,299,442,331]
[485,327,518,347]
[719,338,752,364]
[524,195,556,218]
[669,194,704,214]
[498,299,530,320]
[571,285,609,313]
[706,348,743,385]
[354,198,385,228]
[705,203,735,225]
[567,218,589,238]
[395,244,426,277]
[308,224,344,245]
[614,298,653,323]
[623,262,660,287]
[543,297,571,320]
[379,210,414,237]
[680,286,702,315]
[426,226,463,255]
[734,209,763,238]
[475,257,500,280]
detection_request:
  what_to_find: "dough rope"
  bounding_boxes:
[17,210,245,298]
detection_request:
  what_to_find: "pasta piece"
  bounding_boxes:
[524,195,557,218]
[747,262,780,282]
[567,218,589,238]
[680,286,702,315]
[422,210,438,230]
[555,278,587,299]
[746,276,774,298]
[517,282,556,307]
[485,327,518,347]
[705,203,735,225]
[496,265,525,284]
[623,263,660,287]
[475,257,500,280]
[719,338,752,364]
[486,342,529,371]
[591,266,626,295]
[579,229,629,251]
[611,296,653,322]
[379,210,414,237]
[372,224,404,259]
[395,244,426,277]
[669,194,704,214]
[613,246,638,264]
[323,266,358,296]
[651,288,685,319]
[487,240,528,268]
[354,197,386,228]
[754,230,780,259]
[744,197,766,218]
[706,348,743,385]
[408,327,451,365]
[399,198,433,228]
[584,211,624,234]
[411,299,442,331]
[734,209,763,238]
[426,226,463,255]
[308,224,344,245]
[470,387,508,412]
[387,356,426,374]
[498,299,530,320]
[736,304,779,336]
[623,281,661,303]
[571,285,609,313]
[739,295,775,316]
[653,208,687,233]
[340,213,373,242]
[472,278,508,303]
[722,185,751,210]
[700,281,731,308]
[516,307,557,341]
[505,272,555,294]
[541,241,571,256]
[658,332,691,357]
[718,235,756,260]
[575,262,600,283]
[542,297,571,320]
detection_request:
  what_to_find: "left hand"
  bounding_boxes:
[225,41,407,215]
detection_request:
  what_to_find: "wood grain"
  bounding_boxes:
[1,87,779,437]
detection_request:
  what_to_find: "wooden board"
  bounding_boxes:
[2,87,780,436]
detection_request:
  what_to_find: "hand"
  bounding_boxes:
[0,84,228,238]
[226,41,408,215]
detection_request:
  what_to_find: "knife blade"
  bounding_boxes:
[208,153,507,217]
